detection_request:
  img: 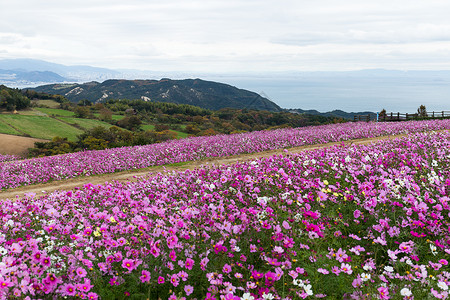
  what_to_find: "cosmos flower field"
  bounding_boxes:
[0,126,449,299]
[0,154,18,164]
[2,119,450,191]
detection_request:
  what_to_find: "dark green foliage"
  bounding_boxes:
[74,106,93,118]
[0,85,31,111]
[28,137,77,157]
[116,115,142,131]
[417,105,427,118]
[22,89,68,103]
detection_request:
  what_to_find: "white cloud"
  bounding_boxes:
[2,0,450,71]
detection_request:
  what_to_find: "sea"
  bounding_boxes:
[207,72,450,113]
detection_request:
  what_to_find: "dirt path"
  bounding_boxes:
[0,133,47,156]
[0,132,419,200]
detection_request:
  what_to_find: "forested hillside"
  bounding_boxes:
[30,79,282,111]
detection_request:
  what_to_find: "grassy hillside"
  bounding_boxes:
[0,115,84,141]
[0,118,22,135]
[34,107,75,117]
[56,116,115,131]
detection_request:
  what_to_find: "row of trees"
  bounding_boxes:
[69,99,340,135]
[0,85,31,111]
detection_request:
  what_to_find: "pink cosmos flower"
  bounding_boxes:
[184,284,194,296]
[352,276,362,288]
[378,286,390,299]
[399,241,413,253]
[32,251,42,262]
[10,242,22,254]
[109,277,120,286]
[332,266,341,275]
[140,270,151,283]
[200,257,209,270]
[63,283,77,296]
[122,258,136,271]
[0,278,13,289]
[77,280,93,293]
[87,292,99,300]
[439,259,448,265]
[185,258,194,270]
[169,293,177,300]
[178,270,188,281]
[43,273,59,287]
[157,276,165,284]
[336,248,348,262]
[170,274,180,287]
[341,263,352,274]
[169,249,177,261]
[223,264,232,273]
[205,293,217,300]
[265,271,277,286]
[76,267,87,278]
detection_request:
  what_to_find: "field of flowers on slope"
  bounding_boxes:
[0,154,18,163]
[2,119,450,191]
[0,130,449,299]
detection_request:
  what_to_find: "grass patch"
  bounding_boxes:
[141,124,188,139]
[0,118,22,135]
[93,113,125,121]
[34,108,75,117]
[31,99,61,108]
[110,114,125,121]
[174,130,189,139]
[164,161,191,167]
[56,117,114,130]
[141,124,155,131]
[0,115,83,141]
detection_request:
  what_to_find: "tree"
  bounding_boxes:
[117,115,142,131]
[417,105,427,118]
[99,108,113,122]
[74,106,91,118]
[78,99,92,106]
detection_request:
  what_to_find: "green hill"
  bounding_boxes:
[29,79,282,112]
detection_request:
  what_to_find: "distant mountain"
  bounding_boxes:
[287,108,376,120]
[0,58,120,82]
[0,69,68,85]
[30,79,282,112]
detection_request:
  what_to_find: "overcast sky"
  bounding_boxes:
[2,0,450,72]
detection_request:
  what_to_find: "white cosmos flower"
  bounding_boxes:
[304,284,313,295]
[400,288,412,296]
[438,281,448,291]
[384,266,394,273]
[361,273,371,281]
[262,293,274,300]
[430,244,438,256]
[241,293,254,300]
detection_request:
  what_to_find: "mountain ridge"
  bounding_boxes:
[29,78,282,112]
[287,108,377,120]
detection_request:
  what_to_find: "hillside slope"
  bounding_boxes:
[30,79,282,111]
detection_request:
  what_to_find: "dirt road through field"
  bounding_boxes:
[0,133,47,156]
[1,132,423,201]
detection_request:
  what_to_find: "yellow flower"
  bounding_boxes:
[110,216,116,223]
